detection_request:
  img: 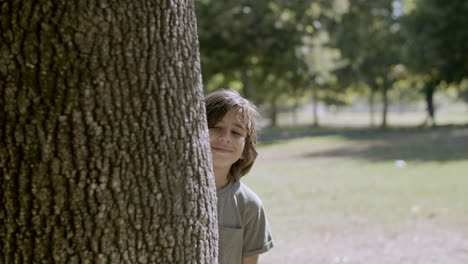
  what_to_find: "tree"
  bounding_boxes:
[300,29,343,127]
[196,0,282,98]
[197,0,348,127]
[400,0,468,125]
[0,1,218,263]
[331,0,403,128]
[406,0,468,84]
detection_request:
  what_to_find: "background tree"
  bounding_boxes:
[196,0,466,129]
[196,0,285,98]
[330,0,403,128]
[300,29,342,127]
[0,0,217,263]
[196,0,344,126]
[400,0,468,125]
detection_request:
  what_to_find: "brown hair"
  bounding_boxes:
[205,89,259,182]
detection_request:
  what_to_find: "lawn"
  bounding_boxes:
[243,126,468,264]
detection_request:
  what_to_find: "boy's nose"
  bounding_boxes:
[219,132,231,142]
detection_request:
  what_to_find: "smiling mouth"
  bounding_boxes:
[211,146,232,153]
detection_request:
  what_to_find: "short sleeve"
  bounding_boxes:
[242,199,274,257]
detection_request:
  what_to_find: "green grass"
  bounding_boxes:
[243,126,468,263]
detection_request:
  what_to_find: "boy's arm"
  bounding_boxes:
[242,255,259,264]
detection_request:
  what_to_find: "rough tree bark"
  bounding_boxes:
[0,0,218,263]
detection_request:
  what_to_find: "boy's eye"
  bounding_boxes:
[232,130,244,136]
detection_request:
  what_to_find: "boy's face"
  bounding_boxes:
[208,109,246,171]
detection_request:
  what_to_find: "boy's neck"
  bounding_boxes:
[213,166,230,189]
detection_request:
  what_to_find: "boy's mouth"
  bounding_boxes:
[211,146,232,153]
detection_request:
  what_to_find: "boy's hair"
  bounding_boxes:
[205,89,259,182]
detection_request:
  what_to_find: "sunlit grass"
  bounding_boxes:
[243,127,468,263]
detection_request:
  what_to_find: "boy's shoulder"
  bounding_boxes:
[232,181,264,209]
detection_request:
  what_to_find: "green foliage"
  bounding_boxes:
[196,0,468,127]
[401,0,468,84]
[331,0,403,87]
[196,0,346,105]
[196,0,301,96]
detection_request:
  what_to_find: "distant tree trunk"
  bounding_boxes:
[241,69,252,99]
[312,85,319,127]
[424,81,437,126]
[381,83,389,128]
[293,88,300,124]
[0,1,218,263]
[270,94,278,127]
[369,88,376,127]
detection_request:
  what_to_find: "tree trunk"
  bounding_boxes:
[0,1,218,263]
[424,82,436,126]
[312,85,319,127]
[293,88,299,125]
[369,88,376,128]
[381,83,389,128]
[270,95,278,127]
[241,69,252,99]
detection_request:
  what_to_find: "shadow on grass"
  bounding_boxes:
[260,124,468,162]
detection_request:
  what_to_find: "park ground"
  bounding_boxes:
[244,124,468,264]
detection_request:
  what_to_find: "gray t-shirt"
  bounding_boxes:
[217,181,274,264]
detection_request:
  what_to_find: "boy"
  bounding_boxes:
[205,90,274,264]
